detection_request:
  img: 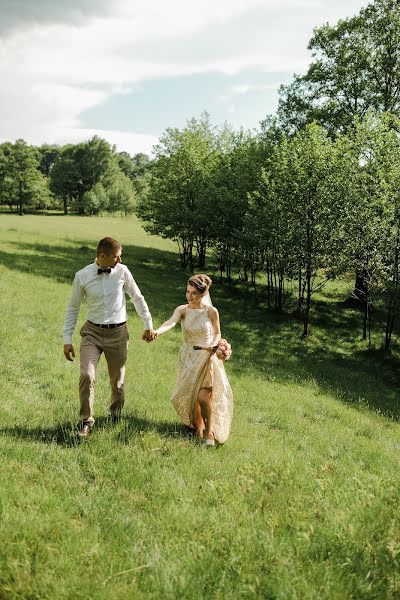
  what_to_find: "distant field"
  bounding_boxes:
[0,212,175,249]
[0,214,399,599]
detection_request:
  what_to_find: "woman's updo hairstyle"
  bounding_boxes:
[188,274,212,294]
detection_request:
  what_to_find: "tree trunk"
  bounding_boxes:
[226,249,232,282]
[277,272,283,312]
[196,239,207,267]
[362,293,369,341]
[267,259,272,310]
[385,305,396,352]
[384,227,400,352]
[353,267,367,303]
[179,238,194,269]
[272,265,277,309]
[298,267,302,314]
[18,179,23,215]
[302,269,312,337]
[243,260,248,282]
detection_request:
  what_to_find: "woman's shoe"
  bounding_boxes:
[205,435,215,446]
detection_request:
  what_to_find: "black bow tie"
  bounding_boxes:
[98,268,112,274]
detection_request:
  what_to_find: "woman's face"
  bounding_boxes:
[186,284,205,306]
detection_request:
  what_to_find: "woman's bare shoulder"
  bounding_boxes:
[176,304,188,318]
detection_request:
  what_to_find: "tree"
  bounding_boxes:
[50,136,113,214]
[104,167,137,216]
[0,139,51,214]
[207,127,266,282]
[81,182,108,215]
[137,114,217,268]
[264,124,347,336]
[37,144,60,177]
[338,114,400,344]
[115,151,151,203]
[277,0,400,134]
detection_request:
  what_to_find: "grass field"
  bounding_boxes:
[1,213,400,599]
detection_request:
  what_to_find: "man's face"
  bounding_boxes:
[100,248,122,268]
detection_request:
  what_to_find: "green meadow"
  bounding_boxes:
[0,214,400,599]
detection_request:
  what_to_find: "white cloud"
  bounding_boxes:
[0,0,368,153]
[232,83,285,95]
[53,127,158,156]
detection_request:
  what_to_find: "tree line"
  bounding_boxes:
[2,0,399,345]
[0,137,152,216]
[137,0,400,344]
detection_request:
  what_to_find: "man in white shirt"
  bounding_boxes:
[63,237,154,437]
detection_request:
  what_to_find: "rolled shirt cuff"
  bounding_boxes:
[64,335,73,345]
[143,320,153,331]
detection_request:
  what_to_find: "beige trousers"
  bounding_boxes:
[79,321,129,425]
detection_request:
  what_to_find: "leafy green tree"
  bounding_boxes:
[337,115,396,343]
[105,169,137,216]
[137,114,217,268]
[131,152,152,177]
[208,127,266,282]
[81,182,108,215]
[380,137,400,351]
[278,0,400,134]
[270,124,347,335]
[362,0,400,114]
[116,152,152,197]
[246,142,296,310]
[50,136,113,214]
[341,114,400,347]
[38,144,60,177]
[49,145,79,214]
[0,139,51,214]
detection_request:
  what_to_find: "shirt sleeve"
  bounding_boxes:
[63,273,84,344]
[124,269,153,330]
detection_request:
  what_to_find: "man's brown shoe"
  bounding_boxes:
[78,423,92,438]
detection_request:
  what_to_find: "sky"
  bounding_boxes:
[0,0,368,157]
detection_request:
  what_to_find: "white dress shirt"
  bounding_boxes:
[63,261,153,344]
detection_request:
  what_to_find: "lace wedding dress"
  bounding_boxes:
[171,307,233,443]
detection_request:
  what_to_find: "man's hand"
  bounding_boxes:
[64,344,75,361]
[142,329,156,343]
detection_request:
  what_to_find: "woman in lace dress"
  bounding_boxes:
[154,274,233,445]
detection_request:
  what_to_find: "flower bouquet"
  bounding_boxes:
[216,338,232,361]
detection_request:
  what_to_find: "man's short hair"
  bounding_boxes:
[96,237,122,256]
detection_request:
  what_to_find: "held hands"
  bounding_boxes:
[64,344,75,361]
[142,329,157,343]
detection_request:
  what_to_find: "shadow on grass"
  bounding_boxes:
[0,415,195,448]
[3,239,400,423]
[227,294,400,421]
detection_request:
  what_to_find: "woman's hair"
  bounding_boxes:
[97,237,122,256]
[187,273,212,294]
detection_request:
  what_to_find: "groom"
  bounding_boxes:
[63,237,154,437]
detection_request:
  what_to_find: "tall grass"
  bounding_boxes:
[0,214,399,599]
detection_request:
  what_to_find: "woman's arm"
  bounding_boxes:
[208,306,221,346]
[154,305,185,336]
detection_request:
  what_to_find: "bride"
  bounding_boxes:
[153,274,233,445]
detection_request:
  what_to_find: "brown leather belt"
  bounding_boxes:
[193,345,218,353]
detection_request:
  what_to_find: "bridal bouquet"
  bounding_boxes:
[216,338,232,361]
